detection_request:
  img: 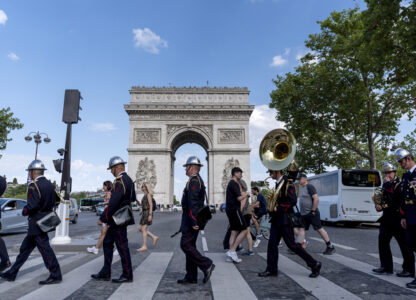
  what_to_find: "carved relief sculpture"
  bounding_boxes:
[218,129,245,144]
[222,158,240,191]
[136,158,157,191]
[134,128,161,144]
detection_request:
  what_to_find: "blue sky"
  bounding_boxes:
[0,0,413,199]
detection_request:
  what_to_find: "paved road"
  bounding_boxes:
[0,211,415,299]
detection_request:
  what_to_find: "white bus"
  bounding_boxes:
[306,169,382,226]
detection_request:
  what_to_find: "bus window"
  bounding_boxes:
[342,170,381,187]
[308,173,338,196]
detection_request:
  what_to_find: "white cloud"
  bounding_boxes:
[0,10,7,25]
[270,55,288,67]
[284,48,291,56]
[7,52,19,61]
[132,28,168,54]
[90,122,116,132]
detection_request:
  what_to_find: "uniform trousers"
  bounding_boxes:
[407,224,416,252]
[379,221,414,273]
[267,222,317,273]
[100,226,133,280]
[180,228,212,280]
[6,233,61,280]
[0,237,9,263]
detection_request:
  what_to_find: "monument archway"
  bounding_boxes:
[125,86,254,206]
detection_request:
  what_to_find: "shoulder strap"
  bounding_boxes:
[33,182,41,199]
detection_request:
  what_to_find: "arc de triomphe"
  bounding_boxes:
[125,86,254,206]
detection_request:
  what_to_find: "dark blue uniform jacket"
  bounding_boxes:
[181,174,205,231]
[22,176,56,236]
[401,169,416,225]
[379,177,402,223]
[269,176,297,226]
[100,172,136,227]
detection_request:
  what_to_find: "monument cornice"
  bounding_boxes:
[129,86,250,94]
[124,104,254,115]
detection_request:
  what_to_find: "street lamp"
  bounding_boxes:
[24,131,51,160]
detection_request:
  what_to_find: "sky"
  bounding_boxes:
[0,0,413,200]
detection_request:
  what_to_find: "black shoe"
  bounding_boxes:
[0,272,15,282]
[323,246,335,255]
[396,271,414,278]
[309,262,322,278]
[258,270,277,277]
[406,279,416,289]
[177,277,197,284]
[112,276,132,283]
[372,267,393,275]
[39,277,62,285]
[203,264,215,284]
[0,260,11,272]
[91,273,111,281]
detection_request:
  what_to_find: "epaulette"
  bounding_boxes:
[27,181,41,199]
[114,176,126,194]
[285,178,295,197]
[186,174,201,190]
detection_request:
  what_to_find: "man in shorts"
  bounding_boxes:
[297,173,335,255]
[251,187,267,238]
[225,167,248,263]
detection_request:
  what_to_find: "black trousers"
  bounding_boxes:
[379,221,415,273]
[267,222,317,273]
[407,224,416,253]
[100,226,133,280]
[6,233,61,280]
[180,229,212,280]
[0,236,9,264]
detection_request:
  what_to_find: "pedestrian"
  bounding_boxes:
[395,148,416,288]
[296,173,335,255]
[251,187,267,238]
[87,181,113,254]
[258,169,321,278]
[225,167,249,263]
[177,156,215,284]
[372,162,414,277]
[91,156,134,283]
[0,175,11,272]
[0,160,62,284]
[137,182,159,252]
[240,179,256,256]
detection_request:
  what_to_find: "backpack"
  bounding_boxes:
[152,198,157,211]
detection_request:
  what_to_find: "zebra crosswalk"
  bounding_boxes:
[0,249,415,300]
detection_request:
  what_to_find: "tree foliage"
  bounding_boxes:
[270,1,416,173]
[0,107,23,159]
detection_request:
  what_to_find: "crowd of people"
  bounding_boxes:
[0,146,415,289]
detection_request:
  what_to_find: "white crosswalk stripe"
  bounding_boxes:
[0,254,82,294]
[258,253,361,300]
[309,237,358,250]
[321,253,414,291]
[367,252,404,265]
[208,253,258,300]
[108,252,173,300]
[18,254,121,300]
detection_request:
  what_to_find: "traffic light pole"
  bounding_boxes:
[61,123,72,199]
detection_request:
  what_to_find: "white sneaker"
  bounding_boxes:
[278,241,283,248]
[253,239,261,248]
[225,256,233,262]
[256,234,262,239]
[229,251,242,263]
[87,246,99,254]
[113,249,119,256]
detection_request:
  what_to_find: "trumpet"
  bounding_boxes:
[259,128,297,212]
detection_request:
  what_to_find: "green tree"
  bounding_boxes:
[173,195,179,205]
[12,178,18,184]
[3,184,27,199]
[270,5,416,173]
[0,107,23,159]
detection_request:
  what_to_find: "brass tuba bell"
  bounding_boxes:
[259,128,296,171]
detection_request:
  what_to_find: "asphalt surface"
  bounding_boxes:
[0,211,415,299]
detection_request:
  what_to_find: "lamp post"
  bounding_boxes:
[24,131,51,160]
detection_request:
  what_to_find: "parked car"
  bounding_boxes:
[95,203,106,216]
[172,205,182,212]
[0,198,28,233]
[220,203,226,212]
[131,202,140,211]
[209,205,216,214]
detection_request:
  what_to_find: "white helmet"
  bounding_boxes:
[26,160,47,171]
[107,156,127,170]
[394,148,412,162]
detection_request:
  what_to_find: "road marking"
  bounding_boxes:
[321,253,416,291]
[367,253,404,265]
[0,254,80,294]
[259,253,361,300]
[18,254,120,300]
[208,253,257,300]
[309,237,357,250]
[108,252,173,300]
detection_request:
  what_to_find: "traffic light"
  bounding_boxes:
[53,159,64,173]
[62,89,82,124]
